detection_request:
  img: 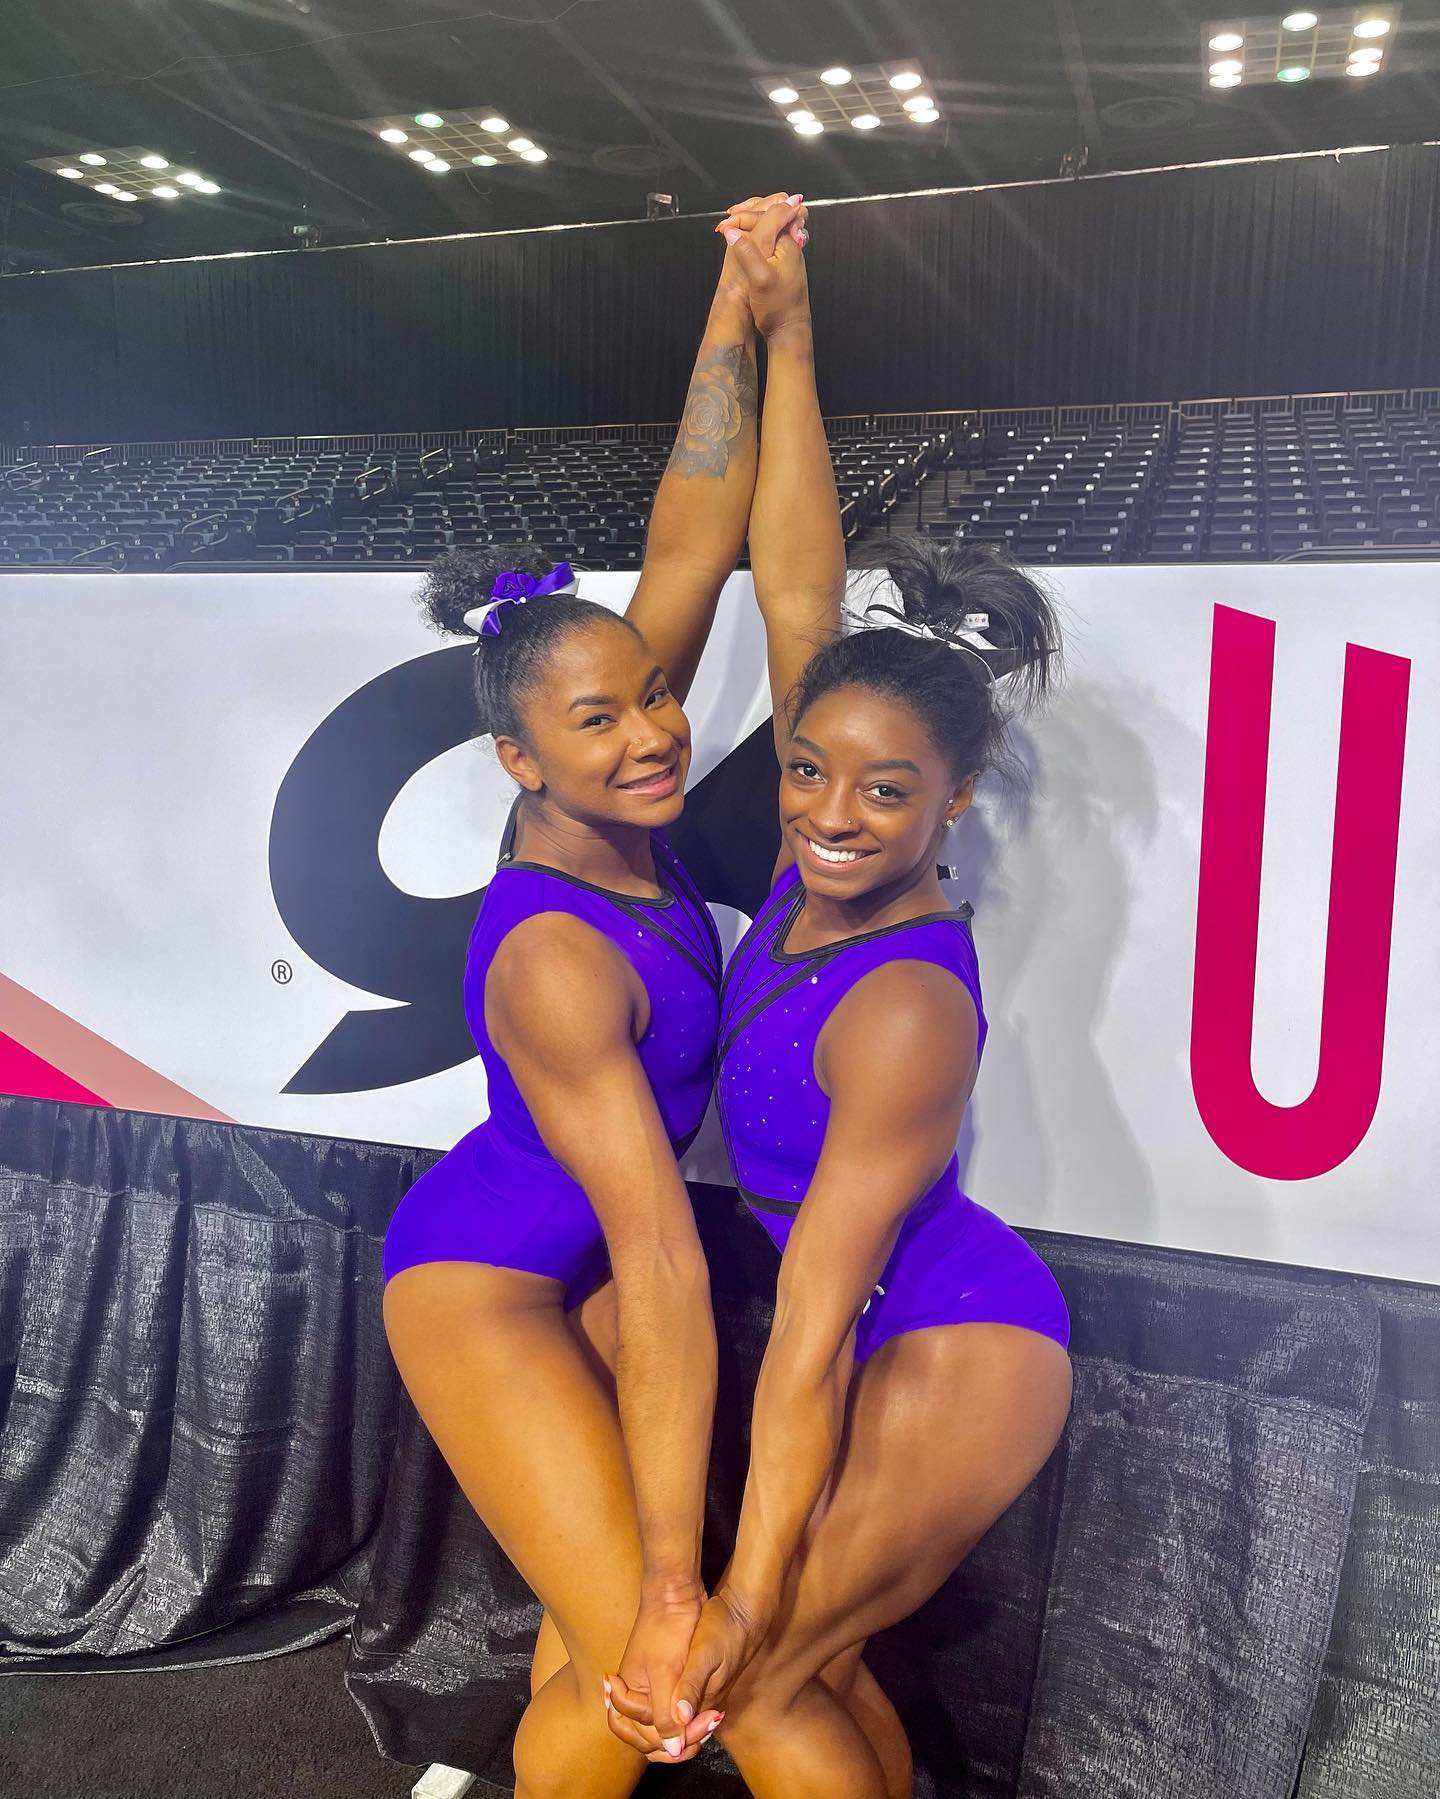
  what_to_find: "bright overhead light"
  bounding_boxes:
[889,70,923,91]
[793,118,825,135]
[480,115,510,133]
[1208,31,1244,51]
[1209,72,1243,87]
[176,171,205,186]
[1209,59,1243,76]
[520,146,548,162]
[197,180,221,194]
[139,154,169,171]
[851,113,881,130]
[1352,18,1390,37]
[902,94,935,112]
[472,153,498,166]
[767,86,798,105]
[409,148,437,162]
[1281,11,1318,29]
[79,152,107,166]
[909,107,940,123]
[93,182,117,194]
[507,136,534,151]
[379,128,409,144]
[1276,64,1311,80]
[114,191,138,203]
[57,167,84,179]
[152,185,180,198]
[424,159,451,172]
[1349,44,1384,60]
[414,111,445,127]
[820,67,852,86]
[786,109,814,125]
[1345,57,1381,74]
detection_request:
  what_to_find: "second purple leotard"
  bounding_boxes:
[717,864,1069,1363]
[383,822,721,1305]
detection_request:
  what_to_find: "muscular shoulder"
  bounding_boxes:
[487,911,641,1067]
[819,958,979,1111]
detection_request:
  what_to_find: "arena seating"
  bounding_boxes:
[3,395,1438,571]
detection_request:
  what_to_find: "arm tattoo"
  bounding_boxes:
[666,342,759,480]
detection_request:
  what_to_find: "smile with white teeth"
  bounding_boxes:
[619,764,676,789]
[801,835,873,865]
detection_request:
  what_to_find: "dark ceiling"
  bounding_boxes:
[2,0,1438,270]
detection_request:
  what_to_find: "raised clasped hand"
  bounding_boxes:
[714,191,812,342]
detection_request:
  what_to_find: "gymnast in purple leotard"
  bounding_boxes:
[608,533,1076,1795]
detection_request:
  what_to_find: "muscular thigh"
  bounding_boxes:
[736,1322,1072,1700]
[384,1262,640,1675]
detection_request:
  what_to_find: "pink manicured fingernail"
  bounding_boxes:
[723,227,741,245]
[663,1735,684,1756]
[676,1700,694,1723]
[602,1677,612,1694]
[788,193,803,204]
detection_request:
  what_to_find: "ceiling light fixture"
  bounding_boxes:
[152,185,179,198]
[909,107,941,122]
[786,109,814,125]
[379,128,409,144]
[1281,10,1318,28]
[768,86,798,105]
[57,167,83,179]
[425,159,451,172]
[1208,30,1244,50]
[851,114,881,129]
[197,180,221,194]
[176,171,205,186]
[139,154,169,170]
[480,115,510,133]
[409,149,436,162]
[80,152,107,166]
[1276,63,1311,79]
[507,136,534,151]
[1209,72,1243,87]
[114,191,138,203]
[1345,57,1380,73]
[793,118,825,135]
[520,147,548,162]
[1349,44,1384,60]
[820,67,852,85]
[902,94,935,112]
[1352,18,1390,36]
[472,153,498,166]
[414,111,445,127]
[93,182,117,194]
[1209,58,1244,75]
[889,70,923,90]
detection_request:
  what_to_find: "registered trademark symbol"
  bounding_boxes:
[272,960,293,985]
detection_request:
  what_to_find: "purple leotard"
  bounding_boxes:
[717,864,1069,1363]
[383,823,721,1305]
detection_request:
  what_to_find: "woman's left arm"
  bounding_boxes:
[624,197,801,703]
[682,960,978,1704]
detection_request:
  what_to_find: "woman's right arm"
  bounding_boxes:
[487,911,718,1756]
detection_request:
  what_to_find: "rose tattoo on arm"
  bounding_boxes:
[667,343,759,480]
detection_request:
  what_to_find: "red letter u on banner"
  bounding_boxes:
[1191,605,1410,1180]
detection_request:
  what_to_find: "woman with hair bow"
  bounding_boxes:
[382,194,844,1796]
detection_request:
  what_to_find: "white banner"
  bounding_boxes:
[1,565,1435,1285]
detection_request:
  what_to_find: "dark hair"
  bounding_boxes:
[787,534,1060,779]
[415,544,637,741]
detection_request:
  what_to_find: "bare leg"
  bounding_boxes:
[718,1323,1073,1799]
[384,1263,647,1799]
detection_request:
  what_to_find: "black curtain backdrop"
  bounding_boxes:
[2,146,1439,447]
[1,1094,1438,1797]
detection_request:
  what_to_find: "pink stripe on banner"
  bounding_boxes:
[0,1028,109,1107]
[0,972,234,1123]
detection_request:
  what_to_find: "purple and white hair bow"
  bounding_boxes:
[462,561,578,638]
